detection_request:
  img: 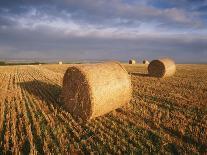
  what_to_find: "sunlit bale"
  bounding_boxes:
[129,59,136,64]
[62,61,132,121]
[143,60,149,65]
[59,61,63,65]
[148,58,176,78]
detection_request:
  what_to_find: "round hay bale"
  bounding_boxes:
[62,61,132,121]
[143,60,149,65]
[129,59,136,64]
[59,61,63,65]
[148,58,176,78]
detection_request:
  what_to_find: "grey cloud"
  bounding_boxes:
[58,0,204,29]
[0,16,15,26]
[148,0,207,14]
[0,26,206,63]
[0,0,204,29]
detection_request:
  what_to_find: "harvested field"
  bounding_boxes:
[0,64,206,154]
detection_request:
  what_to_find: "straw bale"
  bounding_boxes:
[143,60,149,65]
[148,58,176,77]
[129,59,136,64]
[62,61,132,121]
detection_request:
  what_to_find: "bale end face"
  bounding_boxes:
[148,60,165,77]
[62,67,92,121]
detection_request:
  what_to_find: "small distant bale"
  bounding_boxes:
[59,61,63,65]
[38,64,42,66]
[62,61,132,122]
[148,58,176,78]
[129,59,136,64]
[143,60,149,65]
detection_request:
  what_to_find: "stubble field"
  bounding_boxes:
[0,63,206,154]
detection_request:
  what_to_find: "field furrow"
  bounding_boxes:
[0,64,206,153]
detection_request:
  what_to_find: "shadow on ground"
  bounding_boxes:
[130,72,150,77]
[18,80,63,108]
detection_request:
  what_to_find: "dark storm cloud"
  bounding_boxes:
[0,0,204,28]
[148,0,207,9]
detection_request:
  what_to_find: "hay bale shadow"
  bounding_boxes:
[18,80,90,124]
[130,72,150,77]
[18,80,63,108]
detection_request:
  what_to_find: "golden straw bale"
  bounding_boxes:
[62,61,132,121]
[59,61,63,65]
[148,58,176,78]
[143,60,149,65]
[129,59,136,64]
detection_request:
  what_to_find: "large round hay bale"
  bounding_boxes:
[62,61,132,121]
[59,61,63,65]
[129,59,136,64]
[143,60,149,65]
[148,58,176,78]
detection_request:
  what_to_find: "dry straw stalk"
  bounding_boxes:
[62,61,132,121]
[148,58,176,78]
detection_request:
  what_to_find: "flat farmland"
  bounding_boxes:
[0,64,206,154]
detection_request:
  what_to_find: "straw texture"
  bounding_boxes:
[148,58,176,78]
[129,59,136,64]
[62,61,132,121]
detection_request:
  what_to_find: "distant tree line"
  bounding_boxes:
[0,61,6,66]
[0,61,47,66]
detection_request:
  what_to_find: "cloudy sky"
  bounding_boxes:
[0,0,207,63]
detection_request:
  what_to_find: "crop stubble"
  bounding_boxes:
[0,64,206,154]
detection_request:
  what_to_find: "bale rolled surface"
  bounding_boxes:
[129,59,136,64]
[62,62,132,121]
[148,58,176,78]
